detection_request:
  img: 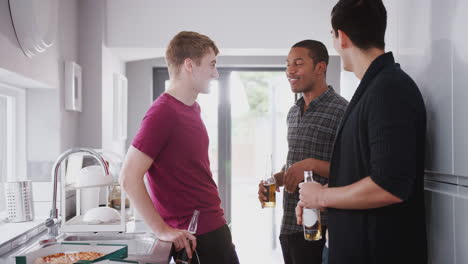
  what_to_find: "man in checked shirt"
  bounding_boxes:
[258,40,348,264]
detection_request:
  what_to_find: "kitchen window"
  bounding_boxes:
[0,83,27,219]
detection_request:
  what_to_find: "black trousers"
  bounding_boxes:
[279,227,327,264]
[171,224,239,264]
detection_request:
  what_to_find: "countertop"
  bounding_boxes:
[0,219,45,246]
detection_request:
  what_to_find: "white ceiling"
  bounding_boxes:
[105,0,339,62]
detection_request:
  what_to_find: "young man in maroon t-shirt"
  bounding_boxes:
[120,31,239,264]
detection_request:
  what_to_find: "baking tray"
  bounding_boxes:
[15,242,127,264]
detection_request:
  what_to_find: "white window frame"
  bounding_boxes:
[0,82,27,182]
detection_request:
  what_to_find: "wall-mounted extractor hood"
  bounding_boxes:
[8,0,58,58]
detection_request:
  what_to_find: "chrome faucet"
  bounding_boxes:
[45,148,110,237]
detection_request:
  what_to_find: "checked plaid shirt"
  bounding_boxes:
[281,86,348,235]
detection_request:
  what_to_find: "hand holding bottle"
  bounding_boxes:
[298,180,326,209]
[175,210,200,263]
[301,171,322,241]
[158,226,196,258]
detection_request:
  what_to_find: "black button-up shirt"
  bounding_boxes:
[328,53,428,264]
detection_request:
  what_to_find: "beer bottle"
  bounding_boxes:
[303,171,322,241]
[175,210,199,264]
[263,154,276,208]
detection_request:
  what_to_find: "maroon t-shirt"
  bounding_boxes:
[132,93,226,235]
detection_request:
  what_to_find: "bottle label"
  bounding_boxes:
[303,208,318,227]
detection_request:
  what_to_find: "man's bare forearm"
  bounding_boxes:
[302,158,331,178]
[121,173,167,234]
[119,146,168,235]
[319,176,402,209]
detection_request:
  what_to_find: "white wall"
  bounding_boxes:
[102,45,126,156]
[58,0,81,155]
[0,0,80,163]
[393,0,468,176]
[125,58,162,149]
[77,0,104,149]
[77,0,126,156]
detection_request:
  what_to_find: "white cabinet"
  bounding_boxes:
[425,178,468,264]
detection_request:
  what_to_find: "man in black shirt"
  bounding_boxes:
[295,1,428,264]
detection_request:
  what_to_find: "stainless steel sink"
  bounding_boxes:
[61,232,157,256]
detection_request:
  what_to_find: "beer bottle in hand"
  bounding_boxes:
[303,171,322,241]
[263,154,276,208]
[175,210,200,264]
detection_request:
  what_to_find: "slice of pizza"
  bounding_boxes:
[78,251,104,261]
[34,253,70,264]
[67,252,81,263]
[35,251,104,264]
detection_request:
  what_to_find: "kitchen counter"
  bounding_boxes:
[0,220,172,264]
[0,219,46,246]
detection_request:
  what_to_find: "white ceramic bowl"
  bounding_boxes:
[82,207,121,224]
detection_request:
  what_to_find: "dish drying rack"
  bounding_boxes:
[59,152,127,233]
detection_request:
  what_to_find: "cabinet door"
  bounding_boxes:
[455,186,468,263]
[453,0,468,176]
[425,180,456,264]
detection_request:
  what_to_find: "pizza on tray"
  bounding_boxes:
[34,251,104,264]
